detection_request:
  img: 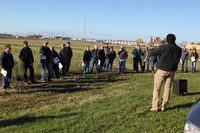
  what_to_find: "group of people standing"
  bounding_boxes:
[36,41,73,82]
[82,43,159,75]
[0,33,198,114]
[32,41,73,82]
[132,44,158,73]
[0,37,199,97]
[83,44,117,74]
[132,44,200,74]
[180,47,199,73]
[0,41,73,94]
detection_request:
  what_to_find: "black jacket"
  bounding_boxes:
[52,50,60,64]
[59,47,73,62]
[83,50,92,62]
[65,47,73,60]
[108,51,116,61]
[98,49,105,61]
[0,51,14,69]
[19,46,34,64]
[40,46,52,63]
[148,44,182,71]
[52,50,59,59]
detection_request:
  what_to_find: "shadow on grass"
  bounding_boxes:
[0,112,79,128]
[21,86,102,94]
[187,92,200,96]
[167,102,194,110]
[17,72,127,95]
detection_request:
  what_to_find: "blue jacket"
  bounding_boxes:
[91,49,99,60]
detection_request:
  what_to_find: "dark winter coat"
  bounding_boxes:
[98,49,105,61]
[40,46,52,63]
[0,51,14,69]
[83,50,92,62]
[148,43,182,71]
[19,46,34,64]
[108,51,116,61]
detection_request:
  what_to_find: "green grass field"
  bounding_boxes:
[0,38,200,133]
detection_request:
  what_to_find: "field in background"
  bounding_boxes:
[0,38,138,81]
[0,38,199,81]
[0,38,200,132]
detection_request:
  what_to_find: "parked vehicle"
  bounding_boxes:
[184,99,200,133]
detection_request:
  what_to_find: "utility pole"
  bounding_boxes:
[84,16,86,40]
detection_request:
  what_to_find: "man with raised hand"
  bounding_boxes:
[149,34,181,112]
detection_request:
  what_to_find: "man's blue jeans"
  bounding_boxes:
[119,60,126,73]
[104,59,109,70]
[191,60,197,73]
[2,68,12,90]
[108,60,114,71]
[181,59,188,72]
[84,61,90,74]
[90,59,99,73]
[41,62,52,81]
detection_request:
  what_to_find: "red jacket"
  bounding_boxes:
[191,52,199,59]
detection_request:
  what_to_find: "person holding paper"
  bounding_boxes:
[40,42,53,82]
[19,41,35,84]
[59,44,67,76]
[190,48,199,73]
[0,45,14,94]
[59,42,73,75]
[50,46,60,79]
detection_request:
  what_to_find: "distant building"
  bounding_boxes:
[86,39,97,42]
[185,43,200,50]
[103,40,135,46]
[0,33,15,38]
[148,36,164,47]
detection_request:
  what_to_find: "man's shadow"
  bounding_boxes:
[187,92,200,96]
[167,102,194,111]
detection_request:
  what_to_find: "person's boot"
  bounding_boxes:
[2,89,6,95]
[161,105,167,112]
[150,108,158,113]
